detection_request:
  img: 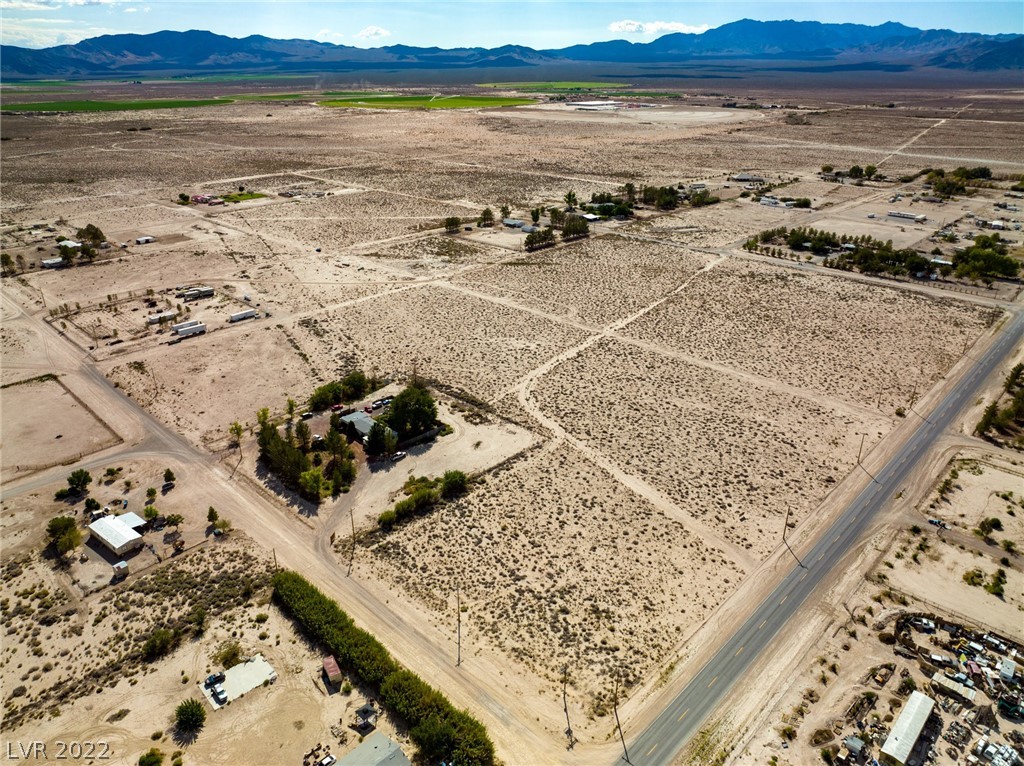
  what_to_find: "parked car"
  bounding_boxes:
[317,756,336,766]
[301,412,314,420]
[204,672,225,687]
[391,451,407,462]
[212,684,227,704]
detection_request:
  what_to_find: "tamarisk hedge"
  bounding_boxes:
[272,571,494,765]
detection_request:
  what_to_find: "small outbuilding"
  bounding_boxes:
[117,512,148,532]
[135,236,156,245]
[41,258,65,269]
[340,411,396,445]
[323,655,343,685]
[89,515,144,556]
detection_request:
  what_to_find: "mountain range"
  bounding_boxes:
[2,20,1021,79]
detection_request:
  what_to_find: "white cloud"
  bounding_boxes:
[123,5,136,11]
[314,28,345,43]
[0,0,60,10]
[353,25,390,41]
[608,20,710,36]
[1,18,117,47]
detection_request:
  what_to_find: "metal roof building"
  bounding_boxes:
[930,672,978,703]
[880,691,934,765]
[88,516,144,556]
[336,732,410,766]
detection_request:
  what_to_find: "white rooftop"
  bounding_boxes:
[881,691,934,764]
[117,512,147,530]
[88,515,142,551]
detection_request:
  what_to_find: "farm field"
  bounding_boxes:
[2,82,1022,766]
[319,95,536,109]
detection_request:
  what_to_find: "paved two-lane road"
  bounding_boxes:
[625,310,1024,765]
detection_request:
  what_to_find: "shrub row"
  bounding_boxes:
[272,571,495,765]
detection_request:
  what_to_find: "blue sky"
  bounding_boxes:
[2,0,1021,49]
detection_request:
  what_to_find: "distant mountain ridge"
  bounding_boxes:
[2,20,1021,78]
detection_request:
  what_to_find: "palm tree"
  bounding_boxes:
[564,190,578,211]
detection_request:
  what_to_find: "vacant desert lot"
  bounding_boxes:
[625,258,1000,412]
[365,443,745,700]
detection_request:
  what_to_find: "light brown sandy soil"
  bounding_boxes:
[363,443,744,704]
[0,377,118,480]
[3,91,1023,765]
[625,258,1001,412]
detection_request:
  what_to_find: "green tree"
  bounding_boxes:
[324,429,344,463]
[387,385,437,441]
[0,252,14,277]
[549,207,566,227]
[163,468,175,483]
[364,421,391,457]
[821,165,834,173]
[67,468,93,495]
[286,398,297,422]
[165,514,184,529]
[295,420,312,452]
[178,193,190,203]
[531,208,541,224]
[229,421,244,451]
[146,486,158,502]
[144,506,159,521]
[623,182,636,203]
[563,190,578,210]
[443,216,461,234]
[864,165,877,179]
[207,506,219,524]
[142,627,178,660]
[47,516,81,554]
[76,223,105,246]
[298,468,326,502]
[561,216,590,241]
[477,207,495,228]
[174,698,206,733]
[848,165,864,179]
[440,470,469,499]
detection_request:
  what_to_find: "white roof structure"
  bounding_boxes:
[88,515,142,555]
[881,691,934,765]
[930,672,977,702]
[336,732,410,766]
[117,512,147,530]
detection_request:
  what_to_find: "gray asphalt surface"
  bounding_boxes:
[623,310,1024,766]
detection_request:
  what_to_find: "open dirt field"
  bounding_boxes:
[0,376,119,480]
[364,443,745,703]
[3,85,1023,765]
[625,258,1000,412]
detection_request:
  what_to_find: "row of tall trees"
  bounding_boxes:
[272,571,495,764]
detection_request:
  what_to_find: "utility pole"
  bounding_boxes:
[612,678,630,764]
[857,433,866,465]
[272,548,278,571]
[347,508,356,577]
[782,505,792,543]
[456,587,462,667]
[562,665,575,749]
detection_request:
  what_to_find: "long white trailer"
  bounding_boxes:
[176,323,206,338]
[887,211,927,223]
[171,319,201,333]
[228,309,258,323]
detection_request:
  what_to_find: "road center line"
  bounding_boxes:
[735,646,744,657]
[707,675,719,689]
[678,708,690,722]
[647,744,658,756]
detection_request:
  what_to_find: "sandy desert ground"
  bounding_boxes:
[2,87,1023,765]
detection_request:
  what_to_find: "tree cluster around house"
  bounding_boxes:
[308,370,379,411]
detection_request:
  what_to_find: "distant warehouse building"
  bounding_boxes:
[88,515,144,556]
[880,691,935,766]
[147,310,178,325]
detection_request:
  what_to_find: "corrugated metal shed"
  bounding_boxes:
[88,516,143,556]
[931,672,978,702]
[881,691,934,765]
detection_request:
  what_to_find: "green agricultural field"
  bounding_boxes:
[0,98,232,112]
[478,81,630,91]
[221,192,267,203]
[237,90,394,101]
[320,95,535,110]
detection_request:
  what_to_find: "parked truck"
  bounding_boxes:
[228,308,258,323]
[176,323,206,338]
